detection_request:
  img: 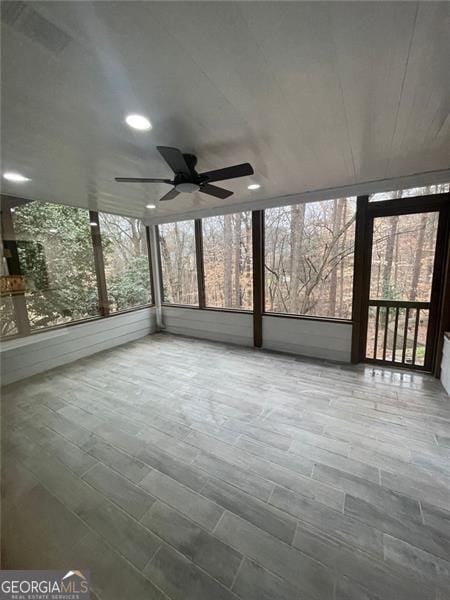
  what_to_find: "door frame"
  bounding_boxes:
[351,192,450,373]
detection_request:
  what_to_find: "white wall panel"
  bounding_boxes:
[263,315,352,362]
[162,307,351,362]
[162,307,253,347]
[1,307,156,385]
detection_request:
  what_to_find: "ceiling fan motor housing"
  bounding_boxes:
[174,153,203,192]
[175,181,200,193]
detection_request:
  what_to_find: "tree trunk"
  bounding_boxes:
[129,218,142,257]
[338,200,348,315]
[223,215,232,306]
[289,204,305,313]
[244,214,252,308]
[159,236,174,302]
[233,213,241,307]
[328,199,344,315]
[382,215,399,297]
[409,213,427,301]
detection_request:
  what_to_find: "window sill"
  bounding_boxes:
[203,306,252,315]
[263,311,353,325]
[162,303,200,310]
[162,303,252,315]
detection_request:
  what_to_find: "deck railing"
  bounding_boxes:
[366,299,430,368]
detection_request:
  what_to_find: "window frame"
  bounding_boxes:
[158,215,255,314]
[156,207,357,323]
[1,200,155,342]
[96,211,154,314]
[262,200,357,322]
[157,219,200,308]
[200,213,254,312]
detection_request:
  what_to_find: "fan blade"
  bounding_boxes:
[200,183,233,199]
[159,187,181,202]
[157,146,191,176]
[115,177,173,183]
[200,162,254,183]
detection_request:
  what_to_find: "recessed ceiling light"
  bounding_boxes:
[125,114,152,131]
[146,204,156,209]
[3,171,31,182]
[248,183,260,190]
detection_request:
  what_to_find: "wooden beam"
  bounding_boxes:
[351,195,370,363]
[252,210,264,348]
[367,193,449,217]
[431,197,450,377]
[88,211,109,317]
[195,219,206,309]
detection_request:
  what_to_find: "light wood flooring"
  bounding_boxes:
[2,333,450,600]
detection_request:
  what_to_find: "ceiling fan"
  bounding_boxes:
[115,146,254,201]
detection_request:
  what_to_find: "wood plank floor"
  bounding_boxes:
[2,333,450,600]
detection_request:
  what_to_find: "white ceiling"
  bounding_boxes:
[1,1,449,221]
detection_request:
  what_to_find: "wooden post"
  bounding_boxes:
[431,197,450,376]
[195,219,206,309]
[351,195,370,363]
[252,210,264,347]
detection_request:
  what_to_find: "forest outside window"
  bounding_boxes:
[9,201,99,331]
[264,198,356,320]
[99,213,152,312]
[158,220,198,305]
[0,271,19,337]
[202,212,253,310]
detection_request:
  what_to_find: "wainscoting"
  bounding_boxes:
[162,306,253,347]
[1,306,156,385]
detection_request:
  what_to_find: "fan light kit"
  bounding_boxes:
[3,171,30,182]
[175,182,200,193]
[248,183,260,190]
[125,114,152,131]
[115,146,254,202]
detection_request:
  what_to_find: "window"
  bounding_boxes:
[370,212,439,302]
[369,183,449,202]
[99,214,152,312]
[158,220,198,305]
[0,294,18,337]
[0,251,19,336]
[11,201,99,330]
[264,198,356,319]
[202,212,253,310]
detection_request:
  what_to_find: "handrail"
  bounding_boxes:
[368,299,430,309]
